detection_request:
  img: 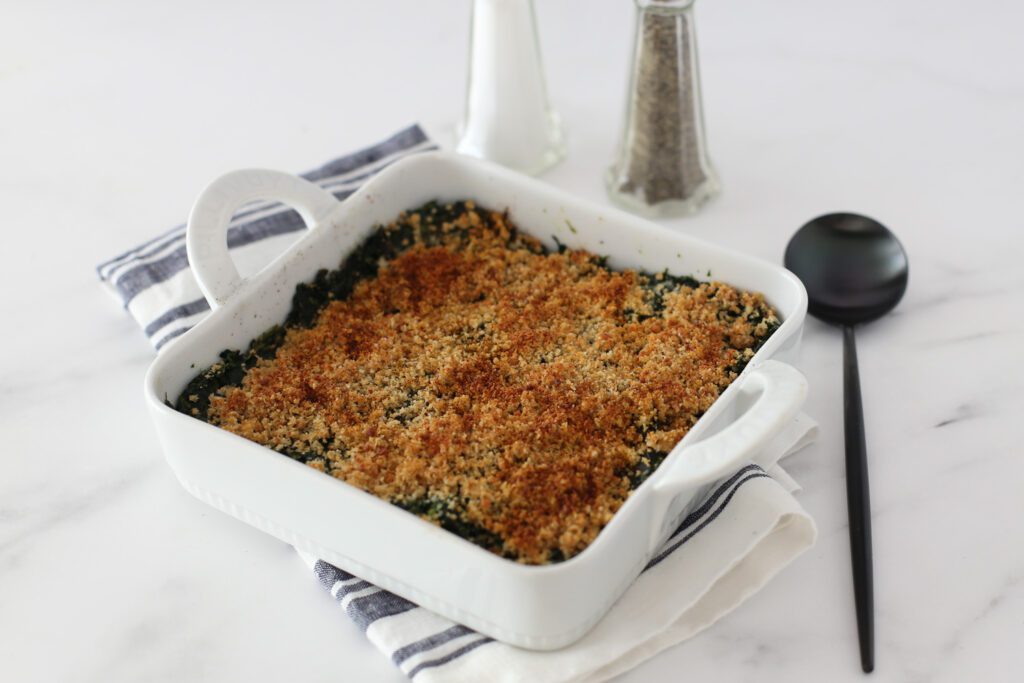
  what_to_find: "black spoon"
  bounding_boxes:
[784,213,909,674]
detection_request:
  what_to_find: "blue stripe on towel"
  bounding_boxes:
[310,464,770,675]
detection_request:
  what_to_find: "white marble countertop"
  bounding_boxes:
[2,1,1022,680]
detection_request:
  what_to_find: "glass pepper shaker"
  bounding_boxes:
[606,0,719,217]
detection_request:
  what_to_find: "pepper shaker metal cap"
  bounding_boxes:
[456,0,565,176]
[607,0,719,217]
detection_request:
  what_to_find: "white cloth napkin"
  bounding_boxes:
[97,125,818,682]
[298,413,817,683]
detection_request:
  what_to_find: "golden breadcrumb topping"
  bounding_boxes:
[198,203,779,564]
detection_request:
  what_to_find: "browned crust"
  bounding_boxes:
[205,204,779,564]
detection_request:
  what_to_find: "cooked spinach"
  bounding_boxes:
[175,349,247,420]
[617,449,670,490]
[175,200,783,562]
[395,496,507,556]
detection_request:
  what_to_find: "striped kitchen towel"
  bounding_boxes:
[96,124,437,350]
[98,125,818,682]
[298,413,818,683]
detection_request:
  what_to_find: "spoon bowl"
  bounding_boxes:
[784,213,908,326]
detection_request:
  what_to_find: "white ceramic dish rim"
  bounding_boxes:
[144,151,808,649]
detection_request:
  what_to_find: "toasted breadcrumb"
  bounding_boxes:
[194,203,779,564]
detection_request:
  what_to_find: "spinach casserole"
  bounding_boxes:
[176,201,780,564]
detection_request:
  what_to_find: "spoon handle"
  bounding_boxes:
[843,324,875,673]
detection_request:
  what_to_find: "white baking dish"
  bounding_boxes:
[144,152,808,650]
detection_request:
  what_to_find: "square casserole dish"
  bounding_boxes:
[145,152,808,650]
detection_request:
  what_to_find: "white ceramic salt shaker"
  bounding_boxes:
[455,0,565,175]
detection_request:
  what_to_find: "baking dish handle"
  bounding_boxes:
[186,169,340,309]
[652,360,808,496]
